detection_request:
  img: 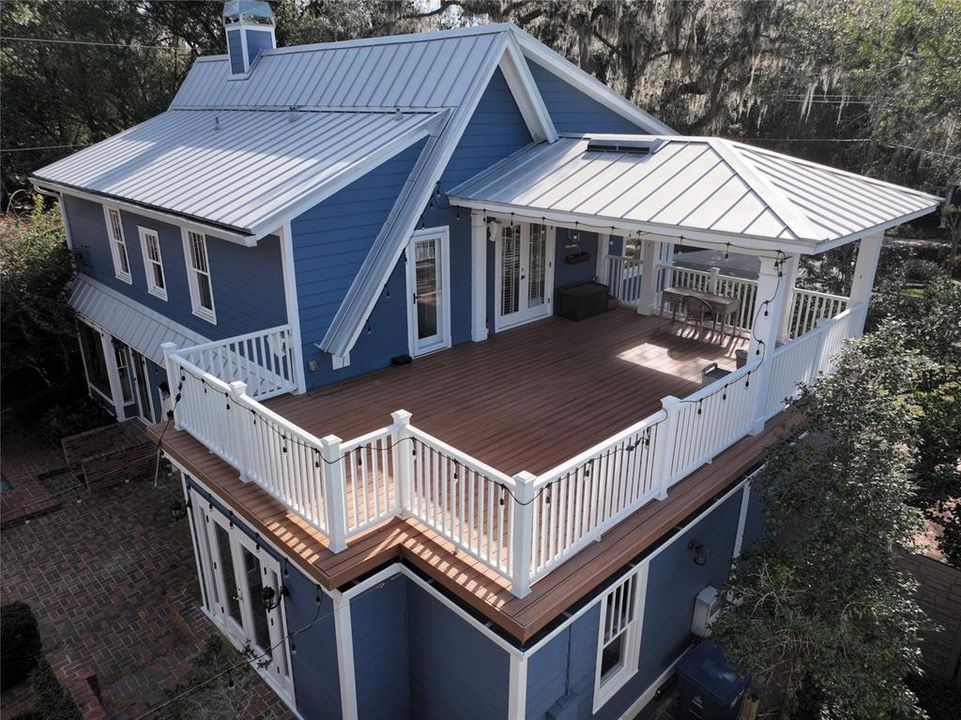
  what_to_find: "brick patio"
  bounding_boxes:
[0,431,294,720]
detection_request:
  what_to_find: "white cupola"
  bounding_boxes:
[222,0,276,77]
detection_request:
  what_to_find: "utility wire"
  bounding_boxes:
[1,143,92,153]
[0,36,203,51]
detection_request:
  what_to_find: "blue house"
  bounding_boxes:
[32,3,941,718]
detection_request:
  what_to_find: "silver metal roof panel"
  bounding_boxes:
[69,275,206,365]
[34,109,440,236]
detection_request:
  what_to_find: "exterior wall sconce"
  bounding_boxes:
[169,498,190,521]
[688,539,708,566]
[261,584,288,611]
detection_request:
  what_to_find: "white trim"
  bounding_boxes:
[75,318,115,409]
[331,352,350,370]
[617,650,686,720]
[499,34,557,143]
[406,225,452,357]
[733,481,752,559]
[33,182,254,245]
[131,348,156,423]
[511,26,676,136]
[278,223,306,393]
[333,592,358,720]
[181,229,217,324]
[137,226,167,301]
[103,205,132,284]
[470,211,488,342]
[508,652,529,719]
[58,195,74,250]
[592,563,648,712]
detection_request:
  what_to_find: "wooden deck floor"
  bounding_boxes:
[152,310,777,643]
[267,309,745,475]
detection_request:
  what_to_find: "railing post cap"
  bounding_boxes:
[227,380,247,394]
[513,470,537,483]
[661,395,681,409]
[320,434,342,446]
[391,409,413,424]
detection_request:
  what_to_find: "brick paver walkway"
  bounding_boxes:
[0,432,294,720]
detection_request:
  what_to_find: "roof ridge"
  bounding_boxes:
[194,22,515,64]
[708,137,820,241]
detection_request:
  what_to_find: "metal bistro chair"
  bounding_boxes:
[684,296,716,338]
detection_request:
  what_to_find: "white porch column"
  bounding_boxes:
[776,254,800,343]
[849,235,883,308]
[749,255,789,434]
[637,239,660,315]
[470,210,488,342]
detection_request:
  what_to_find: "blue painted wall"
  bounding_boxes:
[554,229,600,291]
[526,60,644,134]
[407,580,511,719]
[184,476,342,720]
[64,195,286,341]
[522,485,747,719]
[296,68,532,389]
[351,575,411,720]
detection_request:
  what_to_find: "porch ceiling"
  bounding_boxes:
[448,134,941,254]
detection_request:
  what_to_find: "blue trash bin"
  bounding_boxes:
[676,640,750,720]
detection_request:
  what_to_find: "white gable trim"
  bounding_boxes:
[511,26,676,136]
[499,33,557,143]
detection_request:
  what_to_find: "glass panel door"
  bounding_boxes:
[407,228,451,357]
[131,350,154,423]
[500,224,522,319]
[206,516,246,647]
[497,223,554,330]
[528,224,548,309]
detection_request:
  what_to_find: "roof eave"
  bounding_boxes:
[812,203,943,253]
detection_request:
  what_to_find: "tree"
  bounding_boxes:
[0,198,77,395]
[711,323,929,719]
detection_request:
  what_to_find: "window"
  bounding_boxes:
[139,227,167,300]
[113,340,134,405]
[78,322,111,398]
[104,207,131,283]
[593,567,647,711]
[183,230,216,323]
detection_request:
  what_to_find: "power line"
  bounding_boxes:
[748,137,961,161]
[1,143,92,153]
[0,35,203,51]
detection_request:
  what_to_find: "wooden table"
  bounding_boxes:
[660,286,741,338]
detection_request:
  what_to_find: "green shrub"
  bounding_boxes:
[903,258,944,284]
[1,602,42,691]
[30,661,82,720]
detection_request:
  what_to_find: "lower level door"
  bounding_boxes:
[131,350,155,423]
[496,223,554,331]
[407,227,451,357]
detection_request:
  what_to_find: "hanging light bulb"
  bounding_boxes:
[724,242,730,260]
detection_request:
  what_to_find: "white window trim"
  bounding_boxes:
[181,228,217,324]
[593,563,648,712]
[138,226,167,301]
[103,206,132,284]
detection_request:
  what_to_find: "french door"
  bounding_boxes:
[130,350,155,424]
[406,227,451,357]
[199,508,295,700]
[495,223,554,331]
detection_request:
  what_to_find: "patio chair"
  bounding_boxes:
[684,296,716,337]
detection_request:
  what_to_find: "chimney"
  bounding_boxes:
[222,0,276,77]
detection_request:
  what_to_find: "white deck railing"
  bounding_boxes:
[175,325,297,399]
[606,255,644,306]
[162,299,866,598]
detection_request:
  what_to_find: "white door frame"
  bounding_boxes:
[205,512,248,648]
[406,226,452,357]
[494,221,556,332]
[130,349,155,424]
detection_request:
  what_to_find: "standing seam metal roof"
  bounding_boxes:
[33,109,440,235]
[448,135,941,246]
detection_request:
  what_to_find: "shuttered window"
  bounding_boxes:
[183,230,216,323]
[593,565,648,711]
[105,207,131,283]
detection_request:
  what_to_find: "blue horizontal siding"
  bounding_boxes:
[554,229,599,291]
[63,194,286,340]
[526,605,600,719]
[293,139,427,389]
[526,60,643,134]
[407,580,510,719]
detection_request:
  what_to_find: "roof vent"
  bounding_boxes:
[585,138,664,155]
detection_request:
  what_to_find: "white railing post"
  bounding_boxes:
[160,341,182,430]
[471,211,488,343]
[750,256,790,434]
[653,396,681,499]
[321,434,349,553]
[708,266,721,294]
[391,409,413,515]
[228,381,251,482]
[777,255,799,343]
[510,471,537,598]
